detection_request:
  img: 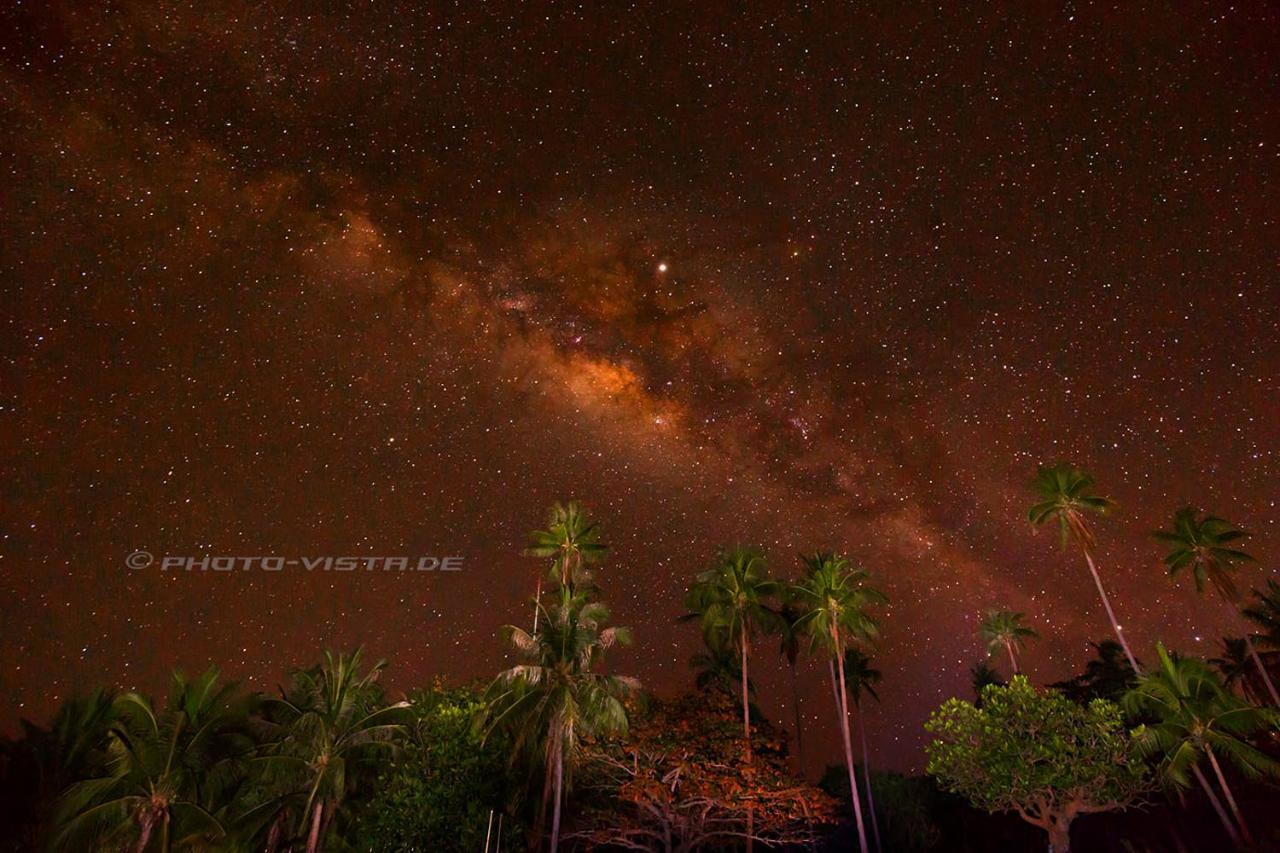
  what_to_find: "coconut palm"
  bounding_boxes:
[53,668,251,852]
[843,649,884,853]
[478,586,636,852]
[525,501,607,630]
[1155,508,1280,706]
[790,551,885,853]
[261,650,408,853]
[1028,463,1139,672]
[682,546,781,852]
[978,609,1038,675]
[1123,644,1280,847]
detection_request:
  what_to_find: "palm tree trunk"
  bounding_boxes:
[135,811,154,853]
[160,811,171,853]
[1005,639,1019,675]
[1205,744,1253,846]
[1191,763,1240,848]
[857,704,882,853]
[532,575,543,632]
[306,800,324,853]
[833,644,870,853]
[789,661,805,776]
[1243,634,1280,706]
[550,746,564,852]
[1081,550,1140,673]
[741,633,754,853]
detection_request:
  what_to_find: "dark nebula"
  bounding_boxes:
[2,2,1277,770]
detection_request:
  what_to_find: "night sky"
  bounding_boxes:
[2,2,1278,772]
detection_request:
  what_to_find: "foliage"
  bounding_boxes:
[573,691,837,851]
[352,683,522,851]
[978,610,1037,664]
[1243,578,1280,648]
[1153,507,1253,601]
[1121,644,1280,792]
[1027,463,1113,553]
[525,500,607,587]
[926,676,1148,851]
[53,667,254,852]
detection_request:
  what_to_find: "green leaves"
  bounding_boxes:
[789,551,885,658]
[1153,507,1253,601]
[926,676,1148,833]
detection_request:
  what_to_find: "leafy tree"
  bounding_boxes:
[978,609,1037,675]
[353,684,522,851]
[477,586,636,852]
[1027,464,1139,672]
[1122,644,1280,848]
[866,771,943,853]
[1211,637,1268,705]
[689,638,754,709]
[525,501,607,630]
[1242,578,1280,649]
[54,668,252,852]
[682,546,781,853]
[573,691,837,852]
[1154,507,1280,706]
[260,650,408,853]
[926,676,1149,853]
[790,551,884,853]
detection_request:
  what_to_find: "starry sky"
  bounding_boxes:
[2,2,1278,771]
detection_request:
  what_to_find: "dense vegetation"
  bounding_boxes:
[2,466,1279,851]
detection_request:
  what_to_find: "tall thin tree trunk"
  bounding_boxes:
[741,633,753,853]
[1243,634,1280,706]
[789,661,805,776]
[135,812,154,853]
[1005,639,1019,675]
[306,801,324,853]
[1205,745,1253,846]
[1191,763,1240,847]
[1081,550,1140,672]
[533,575,543,632]
[857,704,882,853]
[833,643,870,853]
[550,746,564,852]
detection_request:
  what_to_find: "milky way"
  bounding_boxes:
[2,2,1277,770]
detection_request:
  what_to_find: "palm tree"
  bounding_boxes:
[843,649,884,853]
[262,650,407,853]
[54,668,250,852]
[978,609,1038,675]
[1123,644,1280,847]
[525,501,607,630]
[777,601,807,775]
[1028,463,1139,672]
[1155,507,1280,706]
[683,546,780,852]
[790,551,885,853]
[478,586,636,852]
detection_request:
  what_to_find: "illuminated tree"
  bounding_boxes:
[573,692,837,852]
[1154,507,1280,705]
[477,587,637,852]
[978,609,1038,675]
[1123,644,1280,848]
[1028,463,1139,672]
[790,551,885,853]
[926,676,1148,853]
[525,501,607,630]
[682,546,781,853]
